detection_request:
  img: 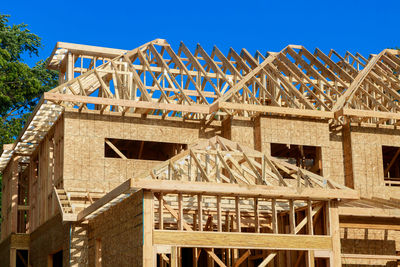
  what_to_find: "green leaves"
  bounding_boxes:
[0,14,58,150]
[0,14,59,222]
[0,14,41,61]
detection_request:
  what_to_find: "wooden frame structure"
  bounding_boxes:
[0,40,400,267]
[77,137,357,266]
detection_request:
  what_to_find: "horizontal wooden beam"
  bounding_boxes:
[129,180,359,200]
[153,230,332,250]
[77,179,131,221]
[340,222,400,231]
[44,93,211,114]
[339,206,400,218]
[341,253,400,260]
[336,108,400,121]
[219,102,334,119]
[10,234,29,249]
[340,215,400,230]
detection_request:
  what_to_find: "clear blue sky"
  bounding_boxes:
[2,0,399,66]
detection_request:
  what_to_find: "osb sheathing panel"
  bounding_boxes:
[29,214,88,267]
[350,126,400,198]
[63,110,221,193]
[0,235,11,267]
[1,159,13,240]
[88,190,144,267]
[230,118,255,149]
[258,116,336,181]
[29,214,69,267]
[329,131,346,185]
[341,227,400,266]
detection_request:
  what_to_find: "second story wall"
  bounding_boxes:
[29,115,64,232]
[62,109,222,193]
[349,125,400,198]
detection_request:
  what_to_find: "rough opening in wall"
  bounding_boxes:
[382,145,400,187]
[104,138,188,161]
[16,249,28,267]
[48,250,63,267]
[270,143,322,177]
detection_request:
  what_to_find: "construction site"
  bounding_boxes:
[0,38,400,267]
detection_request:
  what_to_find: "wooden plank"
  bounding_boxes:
[289,200,295,234]
[339,222,400,231]
[159,193,164,230]
[10,248,16,267]
[258,252,277,267]
[254,198,259,233]
[77,179,131,221]
[153,230,333,250]
[198,194,203,231]
[341,254,400,260]
[143,190,154,266]
[105,139,127,159]
[329,200,341,267]
[10,156,19,234]
[235,196,241,232]
[217,196,222,232]
[339,107,400,121]
[44,92,210,114]
[271,199,278,233]
[206,249,227,267]
[307,200,314,235]
[219,102,334,119]
[178,193,183,231]
[127,179,359,201]
[10,234,30,249]
[171,246,178,267]
[233,250,251,267]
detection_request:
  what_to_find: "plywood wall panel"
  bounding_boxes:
[258,116,333,180]
[88,190,144,267]
[350,125,400,198]
[63,110,221,194]
[341,227,400,266]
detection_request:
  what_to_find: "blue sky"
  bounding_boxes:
[2,0,400,66]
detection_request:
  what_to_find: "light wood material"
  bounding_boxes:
[329,200,341,267]
[153,230,333,250]
[143,191,154,266]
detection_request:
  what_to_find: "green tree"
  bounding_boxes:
[0,14,58,222]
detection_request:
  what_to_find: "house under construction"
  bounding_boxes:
[1,39,400,267]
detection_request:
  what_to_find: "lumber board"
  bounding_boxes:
[129,179,359,200]
[153,230,333,250]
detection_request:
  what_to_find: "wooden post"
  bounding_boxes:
[342,118,354,188]
[272,199,278,233]
[328,200,341,267]
[289,200,295,234]
[143,190,154,266]
[67,52,74,81]
[235,196,241,232]
[11,156,20,234]
[306,251,315,267]
[306,200,315,266]
[217,196,222,232]
[178,193,183,231]
[254,198,259,233]
[198,195,203,231]
[193,248,199,267]
[10,248,16,267]
[171,246,178,267]
[307,200,314,235]
[159,193,164,230]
